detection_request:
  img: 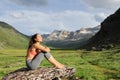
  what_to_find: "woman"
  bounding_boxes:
[26,33,65,70]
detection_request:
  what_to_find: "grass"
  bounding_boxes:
[0,49,120,80]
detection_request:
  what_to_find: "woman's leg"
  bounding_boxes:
[26,52,45,70]
[26,52,65,70]
[44,53,65,69]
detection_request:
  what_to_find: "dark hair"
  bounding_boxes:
[28,33,38,49]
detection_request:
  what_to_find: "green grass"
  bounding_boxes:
[0,49,120,80]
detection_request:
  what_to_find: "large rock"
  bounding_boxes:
[3,67,75,80]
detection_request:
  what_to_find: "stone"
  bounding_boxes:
[2,67,75,80]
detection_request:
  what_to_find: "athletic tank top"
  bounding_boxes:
[28,49,38,56]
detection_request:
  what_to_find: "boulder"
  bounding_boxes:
[3,67,75,80]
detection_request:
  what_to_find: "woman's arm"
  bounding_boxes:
[34,43,50,53]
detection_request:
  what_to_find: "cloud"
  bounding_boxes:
[10,12,25,19]
[8,0,48,7]
[0,0,119,36]
[83,0,120,9]
[0,10,99,35]
[94,13,107,22]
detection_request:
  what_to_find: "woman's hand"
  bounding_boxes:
[34,43,51,53]
[45,47,51,52]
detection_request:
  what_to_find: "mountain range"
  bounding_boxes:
[42,26,100,49]
[0,21,100,49]
[42,26,100,41]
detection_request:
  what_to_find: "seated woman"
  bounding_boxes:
[26,33,65,70]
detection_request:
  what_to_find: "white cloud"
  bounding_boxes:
[7,0,48,6]
[0,0,119,36]
[94,13,107,22]
[0,10,99,35]
[10,12,25,19]
[83,0,120,10]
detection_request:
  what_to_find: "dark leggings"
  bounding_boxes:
[26,52,51,70]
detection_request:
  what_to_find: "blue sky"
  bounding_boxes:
[0,0,120,35]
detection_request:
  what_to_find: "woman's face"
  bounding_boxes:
[35,34,42,42]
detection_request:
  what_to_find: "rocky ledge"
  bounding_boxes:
[3,67,75,80]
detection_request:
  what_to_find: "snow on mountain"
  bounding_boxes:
[42,25,100,41]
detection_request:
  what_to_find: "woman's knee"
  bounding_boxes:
[44,52,51,59]
[26,62,38,70]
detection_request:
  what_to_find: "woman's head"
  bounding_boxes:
[28,33,42,48]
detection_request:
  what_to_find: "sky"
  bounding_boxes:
[0,0,120,35]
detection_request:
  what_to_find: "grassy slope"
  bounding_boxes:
[0,48,120,80]
[0,22,29,49]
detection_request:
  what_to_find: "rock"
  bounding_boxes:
[2,67,75,80]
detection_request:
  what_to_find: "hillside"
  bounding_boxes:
[0,21,29,49]
[82,8,120,50]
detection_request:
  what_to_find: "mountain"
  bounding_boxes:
[0,21,100,49]
[0,21,29,49]
[82,8,120,50]
[42,26,100,49]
